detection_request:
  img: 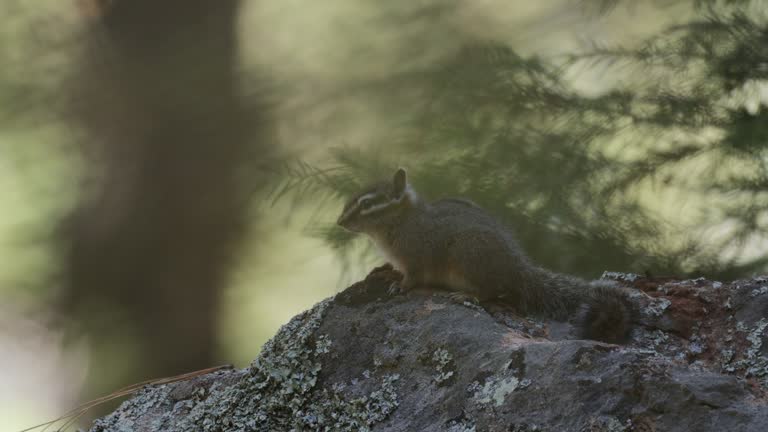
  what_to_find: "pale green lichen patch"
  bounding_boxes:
[471,376,526,407]
[298,372,400,431]
[446,416,477,432]
[644,297,671,317]
[509,424,542,432]
[92,298,400,432]
[432,347,455,385]
[732,318,768,385]
[92,384,173,432]
[600,272,639,283]
[582,416,629,432]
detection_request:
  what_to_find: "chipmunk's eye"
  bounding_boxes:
[359,198,373,209]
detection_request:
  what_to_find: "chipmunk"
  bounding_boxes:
[337,168,636,343]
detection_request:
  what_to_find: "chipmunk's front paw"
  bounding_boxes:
[387,280,404,296]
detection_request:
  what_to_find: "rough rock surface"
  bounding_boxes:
[91,267,768,431]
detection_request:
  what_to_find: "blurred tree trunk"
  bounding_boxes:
[64,0,266,388]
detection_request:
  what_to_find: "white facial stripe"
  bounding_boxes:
[359,199,396,216]
[340,193,377,222]
[342,183,419,221]
[356,193,377,205]
[358,185,418,216]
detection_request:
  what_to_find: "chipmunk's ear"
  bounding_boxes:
[393,168,408,198]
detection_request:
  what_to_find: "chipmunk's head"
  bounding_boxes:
[337,168,419,233]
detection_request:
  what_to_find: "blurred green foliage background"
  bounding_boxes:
[1,0,767,430]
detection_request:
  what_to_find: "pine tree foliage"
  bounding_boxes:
[562,2,768,278]
[276,1,767,279]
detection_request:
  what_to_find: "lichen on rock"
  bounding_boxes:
[90,269,768,432]
[92,297,399,432]
[430,347,455,385]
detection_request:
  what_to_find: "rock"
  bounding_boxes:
[90,269,768,431]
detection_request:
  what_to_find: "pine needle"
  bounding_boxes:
[20,364,233,432]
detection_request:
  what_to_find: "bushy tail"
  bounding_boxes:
[577,280,637,344]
